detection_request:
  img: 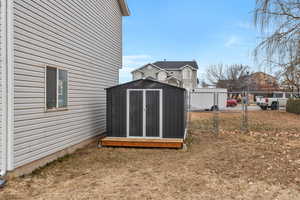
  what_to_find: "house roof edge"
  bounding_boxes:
[118,0,131,16]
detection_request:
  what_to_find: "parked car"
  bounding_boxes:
[227,99,237,107]
[256,92,288,110]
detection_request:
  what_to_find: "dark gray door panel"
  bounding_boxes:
[129,91,143,137]
[146,91,160,137]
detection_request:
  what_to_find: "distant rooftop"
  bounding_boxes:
[153,61,198,70]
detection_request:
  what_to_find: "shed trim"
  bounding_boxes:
[105,79,186,91]
[126,89,163,138]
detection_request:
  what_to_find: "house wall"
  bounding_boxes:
[133,66,198,90]
[167,70,182,81]
[143,66,159,78]
[182,68,198,90]
[132,71,143,80]
[167,79,179,87]
[132,65,159,80]
[157,71,167,81]
[165,69,198,89]
[193,70,198,88]
[13,0,122,169]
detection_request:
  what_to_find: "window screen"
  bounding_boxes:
[46,67,57,109]
[46,67,68,110]
[58,69,68,108]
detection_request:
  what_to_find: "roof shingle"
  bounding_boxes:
[153,61,198,70]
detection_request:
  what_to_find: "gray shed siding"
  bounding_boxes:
[106,80,187,139]
[13,0,122,168]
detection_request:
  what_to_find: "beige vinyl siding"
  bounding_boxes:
[13,0,122,168]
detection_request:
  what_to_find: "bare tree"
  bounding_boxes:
[200,80,210,88]
[254,0,300,67]
[227,64,250,82]
[281,64,300,92]
[206,64,250,91]
[206,64,226,85]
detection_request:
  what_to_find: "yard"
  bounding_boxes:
[1,110,300,200]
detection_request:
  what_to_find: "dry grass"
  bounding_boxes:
[191,110,300,134]
[1,110,300,200]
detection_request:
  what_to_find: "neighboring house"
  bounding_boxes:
[0,0,130,176]
[217,72,279,92]
[246,72,280,102]
[218,72,281,102]
[132,61,199,90]
[247,72,280,92]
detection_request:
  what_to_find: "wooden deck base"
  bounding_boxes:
[101,137,183,148]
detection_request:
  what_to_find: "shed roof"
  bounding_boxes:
[106,79,186,91]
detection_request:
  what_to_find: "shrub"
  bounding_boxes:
[286,99,300,114]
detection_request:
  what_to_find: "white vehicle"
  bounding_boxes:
[256,96,264,103]
[256,92,288,110]
[190,88,227,111]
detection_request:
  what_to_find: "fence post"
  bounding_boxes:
[241,92,249,133]
[212,92,219,135]
[188,90,191,131]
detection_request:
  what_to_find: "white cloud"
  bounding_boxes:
[237,21,254,30]
[123,55,152,67]
[225,36,241,48]
[224,35,255,48]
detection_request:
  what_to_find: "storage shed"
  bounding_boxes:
[101,79,187,148]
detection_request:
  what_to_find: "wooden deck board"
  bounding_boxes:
[101,137,183,148]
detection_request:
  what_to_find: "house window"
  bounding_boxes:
[46,66,68,110]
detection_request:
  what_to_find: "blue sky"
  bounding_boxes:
[120,0,260,83]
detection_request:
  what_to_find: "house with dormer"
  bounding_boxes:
[132,61,199,90]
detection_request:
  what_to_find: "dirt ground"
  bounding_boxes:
[1,110,300,200]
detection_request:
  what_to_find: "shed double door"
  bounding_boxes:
[127,89,162,138]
